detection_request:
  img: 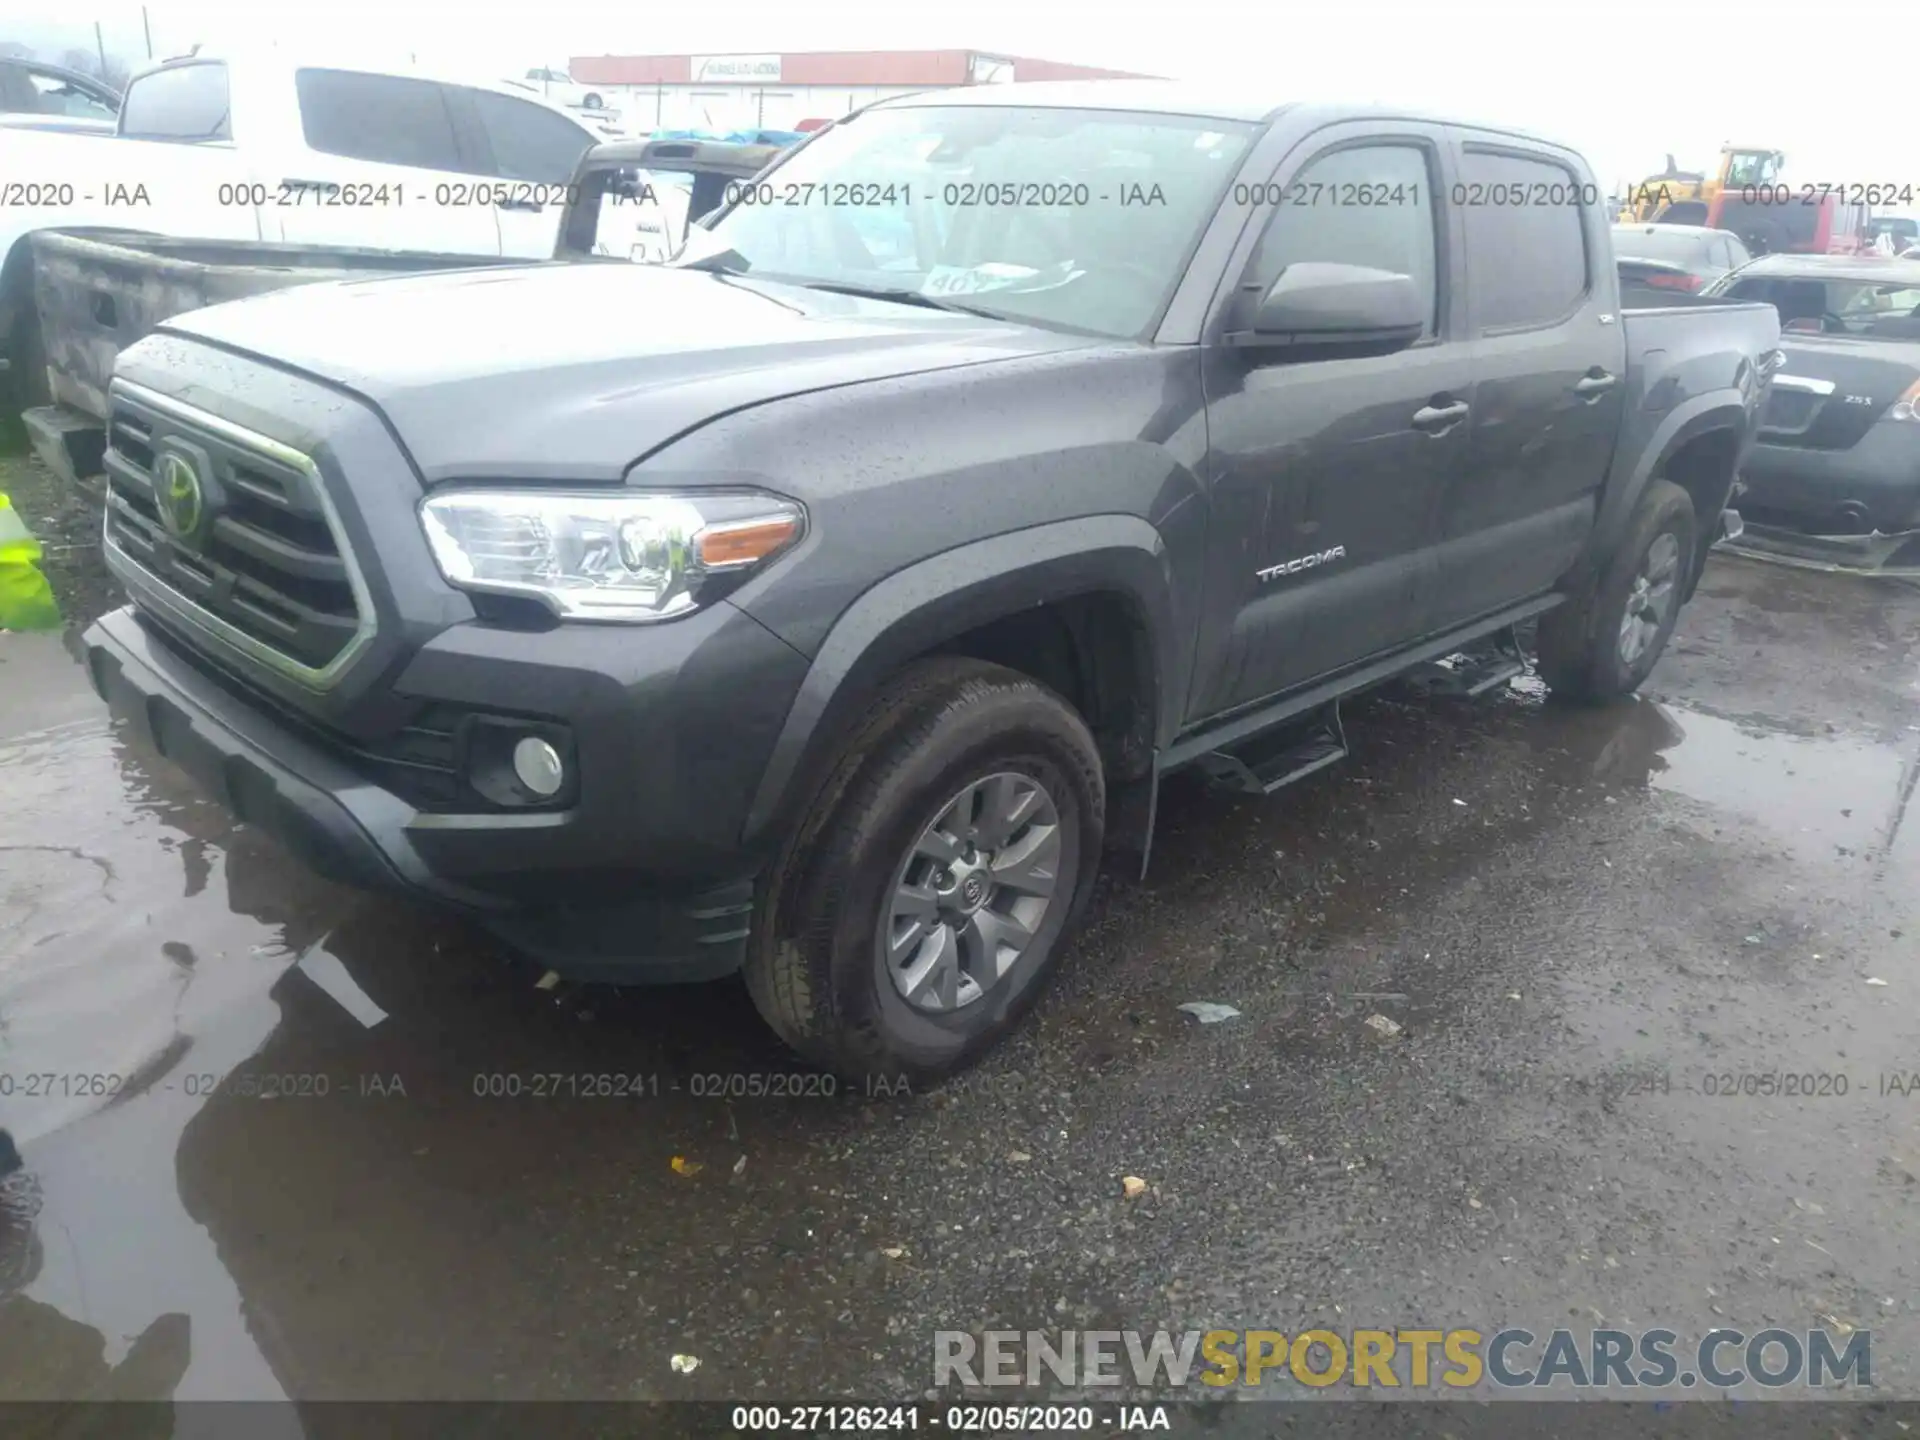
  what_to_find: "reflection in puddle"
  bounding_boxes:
[1649,705,1913,867]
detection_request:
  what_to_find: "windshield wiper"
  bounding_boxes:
[788,280,1003,318]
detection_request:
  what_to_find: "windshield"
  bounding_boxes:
[1611,228,1709,264]
[1720,274,1920,340]
[687,104,1258,339]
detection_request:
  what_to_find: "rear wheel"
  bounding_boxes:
[744,658,1104,1082]
[1537,479,1697,703]
[2,269,49,414]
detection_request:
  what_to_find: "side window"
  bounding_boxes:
[28,73,118,121]
[296,69,463,170]
[1708,237,1731,269]
[119,62,229,141]
[466,90,594,182]
[1726,236,1752,269]
[1457,149,1590,330]
[1246,144,1438,337]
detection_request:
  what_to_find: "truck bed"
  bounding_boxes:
[32,230,520,420]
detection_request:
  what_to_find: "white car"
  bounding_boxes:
[517,66,607,112]
[2,49,602,394]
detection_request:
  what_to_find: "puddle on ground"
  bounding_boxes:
[1647,703,1914,867]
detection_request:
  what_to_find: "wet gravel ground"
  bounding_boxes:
[1,448,1916,1420]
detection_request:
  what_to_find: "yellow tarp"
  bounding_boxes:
[0,492,61,631]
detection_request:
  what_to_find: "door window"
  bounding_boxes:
[295,69,464,171]
[1456,149,1590,330]
[26,71,118,121]
[1245,144,1440,337]
[465,89,595,182]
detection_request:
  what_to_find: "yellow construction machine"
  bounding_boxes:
[1618,146,1785,225]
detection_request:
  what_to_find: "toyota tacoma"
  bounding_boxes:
[79,85,1783,1078]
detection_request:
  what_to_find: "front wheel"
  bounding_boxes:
[1537,479,1697,703]
[744,658,1105,1082]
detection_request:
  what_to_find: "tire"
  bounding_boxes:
[3,271,50,415]
[744,658,1105,1082]
[1537,479,1697,704]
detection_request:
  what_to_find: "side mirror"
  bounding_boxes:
[1228,262,1427,350]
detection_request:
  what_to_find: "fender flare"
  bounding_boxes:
[740,514,1180,846]
[1589,388,1753,568]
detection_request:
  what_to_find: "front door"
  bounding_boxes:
[1190,127,1476,721]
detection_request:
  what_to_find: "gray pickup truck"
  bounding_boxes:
[78,84,1783,1079]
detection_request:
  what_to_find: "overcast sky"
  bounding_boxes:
[9,0,1910,209]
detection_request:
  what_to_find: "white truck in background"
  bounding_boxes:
[2,49,602,410]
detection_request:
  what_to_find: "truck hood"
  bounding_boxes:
[158,262,1095,484]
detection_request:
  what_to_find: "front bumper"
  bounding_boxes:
[80,349,820,983]
[83,595,776,986]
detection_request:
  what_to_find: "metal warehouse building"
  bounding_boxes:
[569,49,1155,133]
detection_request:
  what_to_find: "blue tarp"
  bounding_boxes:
[643,128,805,147]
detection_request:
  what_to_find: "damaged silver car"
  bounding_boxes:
[1707,253,1920,574]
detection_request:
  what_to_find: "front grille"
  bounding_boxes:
[103,390,368,677]
[134,609,486,812]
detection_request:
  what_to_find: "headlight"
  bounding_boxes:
[420,489,804,622]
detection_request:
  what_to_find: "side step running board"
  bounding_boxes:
[1197,701,1349,796]
[1402,624,1528,698]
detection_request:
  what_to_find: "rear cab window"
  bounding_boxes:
[1457,146,1592,330]
[119,61,230,141]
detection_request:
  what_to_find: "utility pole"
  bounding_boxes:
[143,7,153,59]
[94,20,107,75]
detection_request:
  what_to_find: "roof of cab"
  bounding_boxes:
[866,82,1575,152]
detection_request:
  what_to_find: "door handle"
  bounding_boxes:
[1574,372,1619,397]
[1411,400,1470,432]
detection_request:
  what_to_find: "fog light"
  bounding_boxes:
[512,736,565,797]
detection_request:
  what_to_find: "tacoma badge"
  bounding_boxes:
[1256,545,1347,583]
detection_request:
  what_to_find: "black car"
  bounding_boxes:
[1706,253,1920,538]
[1612,223,1751,294]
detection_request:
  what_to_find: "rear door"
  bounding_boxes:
[274,68,502,256]
[450,86,597,258]
[1191,123,1475,718]
[1425,134,1625,632]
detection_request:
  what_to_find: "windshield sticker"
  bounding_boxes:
[921,263,1041,296]
[920,261,1086,298]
